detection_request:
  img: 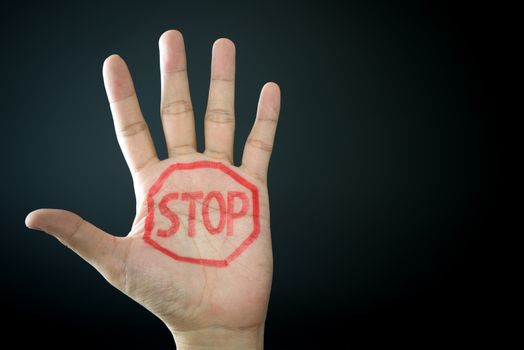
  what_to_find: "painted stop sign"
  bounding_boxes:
[143,161,260,267]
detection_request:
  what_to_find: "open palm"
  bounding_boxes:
[26,30,280,347]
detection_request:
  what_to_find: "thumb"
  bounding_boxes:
[25,209,125,286]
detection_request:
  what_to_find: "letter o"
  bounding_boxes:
[202,191,226,235]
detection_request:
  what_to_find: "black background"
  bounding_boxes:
[1,0,499,348]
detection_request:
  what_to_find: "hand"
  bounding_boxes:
[25,30,281,350]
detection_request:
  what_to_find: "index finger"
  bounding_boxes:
[103,55,158,174]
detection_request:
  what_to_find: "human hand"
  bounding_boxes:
[25,30,281,350]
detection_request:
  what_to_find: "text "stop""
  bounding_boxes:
[157,191,249,238]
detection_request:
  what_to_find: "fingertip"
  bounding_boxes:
[25,208,59,232]
[263,82,281,97]
[105,53,121,61]
[211,38,236,80]
[102,53,127,79]
[103,54,121,68]
[25,209,40,229]
[213,37,236,52]
[102,54,135,103]
[159,29,183,47]
[258,82,281,117]
[159,29,187,73]
[25,208,77,232]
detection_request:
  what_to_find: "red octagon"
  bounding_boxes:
[143,161,260,267]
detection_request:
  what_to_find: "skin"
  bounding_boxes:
[25,29,281,349]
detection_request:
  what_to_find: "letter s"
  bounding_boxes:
[157,193,180,237]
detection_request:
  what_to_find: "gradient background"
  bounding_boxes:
[0,0,497,348]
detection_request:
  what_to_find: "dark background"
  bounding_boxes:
[1,0,499,348]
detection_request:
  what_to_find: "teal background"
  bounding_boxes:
[0,0,497,347]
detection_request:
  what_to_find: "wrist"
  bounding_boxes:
[171,325,265,350]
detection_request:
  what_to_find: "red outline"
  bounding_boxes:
[143,161,260,267]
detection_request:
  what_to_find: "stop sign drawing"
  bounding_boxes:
[143,161,260,267]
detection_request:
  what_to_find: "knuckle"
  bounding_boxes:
[212,76,235,83]
[246,137,273,152]
[161,99,193,119]
[257,116,278,125]
[168,144,196,156]
[67,216,85,242]
[206,108,234,124]
[109,92,136,105]
[118,120,148,138]
[205,148,232,161]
